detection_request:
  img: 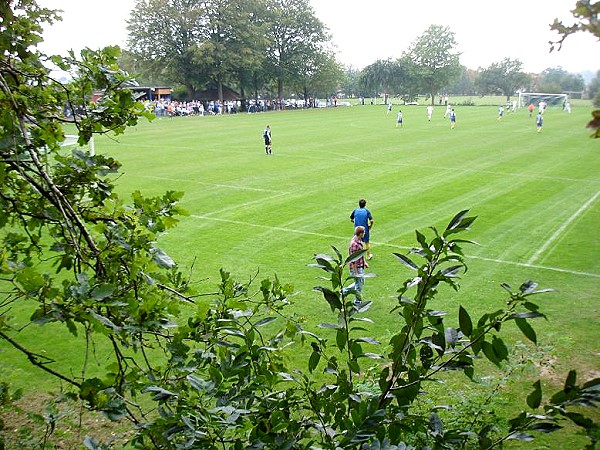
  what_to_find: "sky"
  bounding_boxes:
[37,0,600,75]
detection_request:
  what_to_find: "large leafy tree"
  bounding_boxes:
[293,50,344,102]
[448,66,477,96]
[0,0,187,424]
[359,58,400,103]
[476,58,531,101]
[193,0,268,102]
[263,0,329,100]
[127,0,209,97]
[536,67,585,93]
[406,24,462,106]
[340,66,362,98]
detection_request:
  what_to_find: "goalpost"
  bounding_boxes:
[517,92,568,109]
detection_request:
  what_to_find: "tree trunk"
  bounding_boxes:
[277,77,284,101]
[218,78,224,104]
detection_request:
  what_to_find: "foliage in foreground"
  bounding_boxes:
[1,2,599,448]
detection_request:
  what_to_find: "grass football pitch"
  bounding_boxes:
[1,101,599,444]
[99,101,599,377]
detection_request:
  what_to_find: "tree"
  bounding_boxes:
[263,0,330,100]
[551,0,600,138]
[292,50,344,103]
[448,66,477,96]
[127,0,210,98]
[537,67,585,93]
[193,0,268,103]
[359,59,400,104]
[340,66,362,98]
[550,0,600,51]
[406,24,462,106]
[476,58,531,101]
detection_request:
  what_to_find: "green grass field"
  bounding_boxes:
[1,99,599,447]
[102,100,599,374]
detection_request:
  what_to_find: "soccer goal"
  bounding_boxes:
[517,92,568,109]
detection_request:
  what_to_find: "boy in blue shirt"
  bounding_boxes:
[350,199,374,259]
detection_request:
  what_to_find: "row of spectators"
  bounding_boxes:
[142,97,335,117]
[142,100,239,117]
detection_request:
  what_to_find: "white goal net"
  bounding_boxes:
[517,92,568,109]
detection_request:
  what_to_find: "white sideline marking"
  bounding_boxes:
[191,215,342,240]
[527,190,600,265]
[143,175,290,194]
[190,215,600,279]
[470,255,600,279]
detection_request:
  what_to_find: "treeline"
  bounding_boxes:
[120,1,598,105]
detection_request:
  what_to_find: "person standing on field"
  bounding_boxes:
[444,103,452,118]
[263,125,272,154]
[396,110,403,128]
[347,225,368,297]
[427,105,433,122]
[536,112,543,132]
[449,108,456,129]
[350,199,374,259]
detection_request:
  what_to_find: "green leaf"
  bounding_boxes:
[314,286,343,311]
[529,422,562,433]
[346,248,367,265]
[565,369,577,390]
[446,210,470,231]
[415,229,428,248]
[308,351,320,373]
[90,283,115,301]
[565,412,595,429]
[527,380,542,409]
[336,329,347,350]
[441,265,463,277]
[319,322,340,329]
[515,318,537,344]
[507,432,534,441]
[492,336,509,361]
[519,280,538,294]
[393,253,419,270]
[356,337,380,345]
[253,317,277,327]
[482,341,500,367]
[151,248,176,269]
[458,305,473,337]
[360,353,382,359]
[187,374,215,392]
[510,312,544,319]
[143,386,177,401]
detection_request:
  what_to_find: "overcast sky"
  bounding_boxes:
[38,0,600,75]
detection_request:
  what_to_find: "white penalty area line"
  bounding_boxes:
[527,190,600,265]
[190,215,600,279]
